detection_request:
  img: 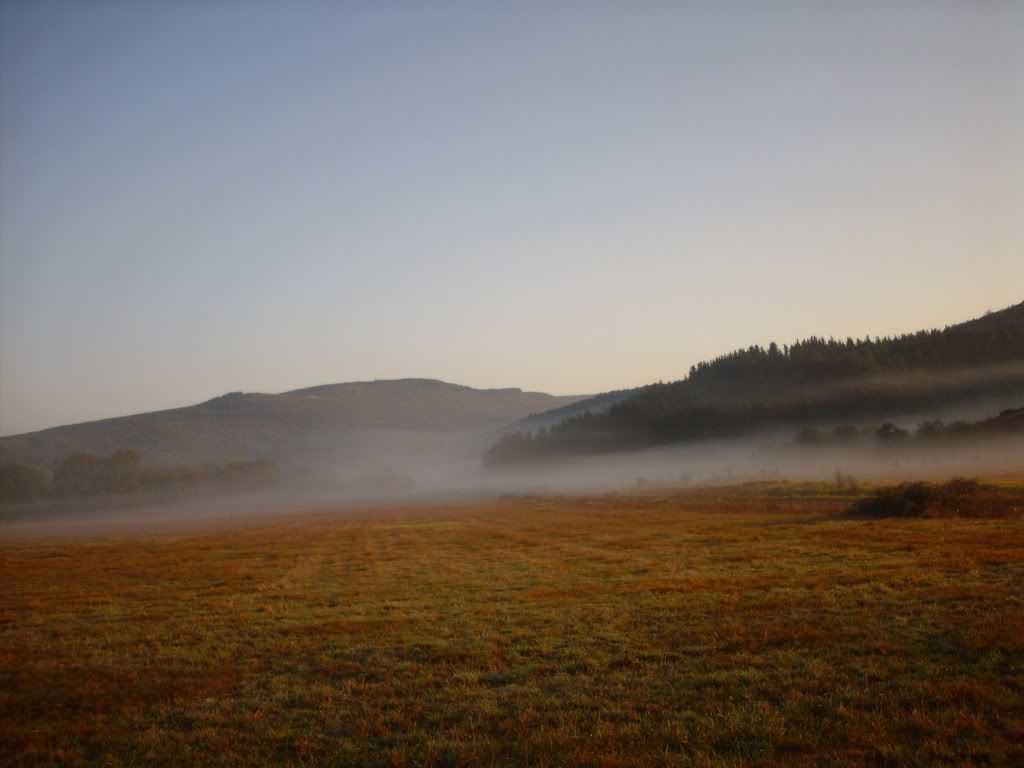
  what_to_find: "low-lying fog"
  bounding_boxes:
[293,394,1024,498]
[5,398,1021,538]
[315,425,1023,499]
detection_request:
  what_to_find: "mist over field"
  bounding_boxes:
[3,3,1024,766]
[4,397,1022,538]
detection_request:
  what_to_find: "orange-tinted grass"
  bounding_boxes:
[2,492,1023,767]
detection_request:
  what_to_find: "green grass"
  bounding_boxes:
[2,490,1023,766]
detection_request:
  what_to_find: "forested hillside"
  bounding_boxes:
[685,301,1024,393]
[486,302,1024,464]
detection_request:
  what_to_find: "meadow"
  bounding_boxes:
[2,487,1023,767]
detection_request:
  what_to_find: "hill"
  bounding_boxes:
[0,379,587,469]
[507,386,644,432]
[487,301,1024,464]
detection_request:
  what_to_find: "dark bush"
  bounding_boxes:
[875,423,910,443]
[849,478,1022,519]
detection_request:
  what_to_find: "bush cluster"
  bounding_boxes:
[849,478,1022,519]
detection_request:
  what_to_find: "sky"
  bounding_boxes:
[1,1,1022,436]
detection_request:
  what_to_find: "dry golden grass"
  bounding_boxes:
[2,490,1023,766]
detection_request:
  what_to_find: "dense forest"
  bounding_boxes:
[486,302,1024,465]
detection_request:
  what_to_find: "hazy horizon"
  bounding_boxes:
[2,1,1022,435]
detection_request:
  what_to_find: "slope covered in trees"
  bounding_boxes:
[486,302,1024,465]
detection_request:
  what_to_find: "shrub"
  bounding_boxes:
[875,423,910,443]
[849,478,1022,519]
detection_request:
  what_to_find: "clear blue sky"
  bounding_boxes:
[1,1,1022,435]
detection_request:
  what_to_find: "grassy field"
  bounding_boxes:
[2,488,1023,767]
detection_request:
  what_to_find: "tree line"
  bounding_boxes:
[0,450,277,505]
[794,408,1024,446]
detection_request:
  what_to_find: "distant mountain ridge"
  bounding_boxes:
[487,301,1024,464]
[0,379,588,468]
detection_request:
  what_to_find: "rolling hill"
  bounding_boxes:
[0,379,587,469]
